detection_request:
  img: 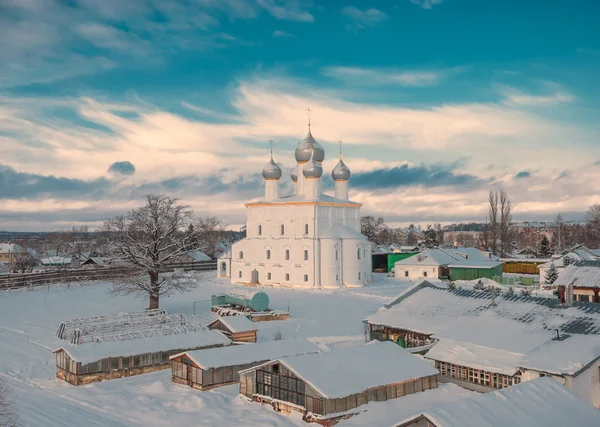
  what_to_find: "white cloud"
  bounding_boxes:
[257,0,315,22]
[409,0,444,9]
[341,6,388,28]
[500,86,576,106]
[272,30,296,38]
[323,66,447,87]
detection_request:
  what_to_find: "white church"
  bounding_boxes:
[218,126,372,288]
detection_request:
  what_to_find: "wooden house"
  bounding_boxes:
[238,341,438,422]
[207,316,258,343]
[553,261,600,303]
[52,330,230,386]
[170,338,319,391]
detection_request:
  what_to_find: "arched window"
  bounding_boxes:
[304,250,309,261]
[303,274,308,282]
[357,248,361,260]
[266,250,271,260]
[285,273,290,281]
[364,249,367,259]
[220,262,227,275]
[335,249,339,260]
[285,249,290,260]
[239,251,244,259]
[239,271,242,278]
[281,225,285,235]
[304,224,309,235]
[358,272,361,280]
[258,225,262,235]
[267,272,272,280]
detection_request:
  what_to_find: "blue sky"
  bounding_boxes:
[1,0,600,231]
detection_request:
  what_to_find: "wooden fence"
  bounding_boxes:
[0,261,217,291]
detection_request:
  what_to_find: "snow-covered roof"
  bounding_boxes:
[271,341,438,399]
[172,338,319,370]
[397,378,600,427]
[41,256,72,265]
[186,251,211,261]
[540,246,600,269]
[365,282,600,354]
[218,247,232,259]
[519,334,600,376]
[424,338,523,376]
[0,243,24,253]
[320,225,365,240]
[553,261,600,288]
[394,248,501,269]
[53,329,231,365]
[81,257,103,266]
[208,316,256,333]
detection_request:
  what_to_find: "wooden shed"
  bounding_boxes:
[207,316,257,343]
[170,338,319,391]
[239,341,439,422]
[52,330,230,386]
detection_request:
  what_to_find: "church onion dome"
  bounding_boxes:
[290,166,298,182]
[332,159,351,181]
[302,150,323,179]
[295,131,325,163]
[262,158,282,180]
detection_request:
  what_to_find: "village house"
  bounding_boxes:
[170,338,319,390]
[0,243,25,263]
[372,245,420,273]
[394,248,503,281]
[553,260,600,303]
[238,341,439,422]
[206,316,258,343]
[364,281,600,406]
[538,244,599,284]
[395,377,600,427]
[53,329,230,386]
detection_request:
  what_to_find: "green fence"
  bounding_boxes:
[492,276,537,286]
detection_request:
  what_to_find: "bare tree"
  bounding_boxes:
[360,216,392,245]
[12,253,38,273]
[46,230,71,256]
[195,217,226,259]
[488,191,499,255]
[498,189,513,257]
[487,189,513,256]
[552,213,565,253]
[103,195,202,309]
[0,376,19,427]
[586,205,600,246]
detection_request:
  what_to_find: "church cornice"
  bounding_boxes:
[244,201,362,208]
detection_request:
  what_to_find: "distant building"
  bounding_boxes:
[554,261,600,303]
[41,256,72,267]
[0,243,25,263]
[539,244,600,284]
[394,248,502,281]
[395,377,600,427]
[206,316,258,343]
[364,281,600,407]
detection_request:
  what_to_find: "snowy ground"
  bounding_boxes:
[0,271,476,426]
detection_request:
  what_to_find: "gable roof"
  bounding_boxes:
[208,316,257,333]
[172,338,319,370]
[53,329,230,365]
[186,251,211,261]
[365,282,600,354]
[271,341,438,399]
[397,378,600,427]
[394,248,501,269]
[553,261,600,288]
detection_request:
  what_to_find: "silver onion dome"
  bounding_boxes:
[332,159,351,181]
[295,131,325,163]
[262,158,282,180]
[302,150,323,178]
[290,166,298,182]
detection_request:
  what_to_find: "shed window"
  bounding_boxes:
[304,274,308,282]
[239,251,244,259]
[266,250,271,260]
[304,250,308,261]
[258,225,262,235]
[285,250,290,260]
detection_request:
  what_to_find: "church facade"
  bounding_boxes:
[218,127,372,288]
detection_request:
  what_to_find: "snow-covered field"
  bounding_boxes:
[0,272,472,426]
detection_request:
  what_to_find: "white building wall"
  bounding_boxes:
[395,265,439,280]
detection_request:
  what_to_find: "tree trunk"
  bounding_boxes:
[149,270,160,309]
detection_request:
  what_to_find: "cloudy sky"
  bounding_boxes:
[1,0,600,231]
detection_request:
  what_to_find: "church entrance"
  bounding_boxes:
[251,269,259,283]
